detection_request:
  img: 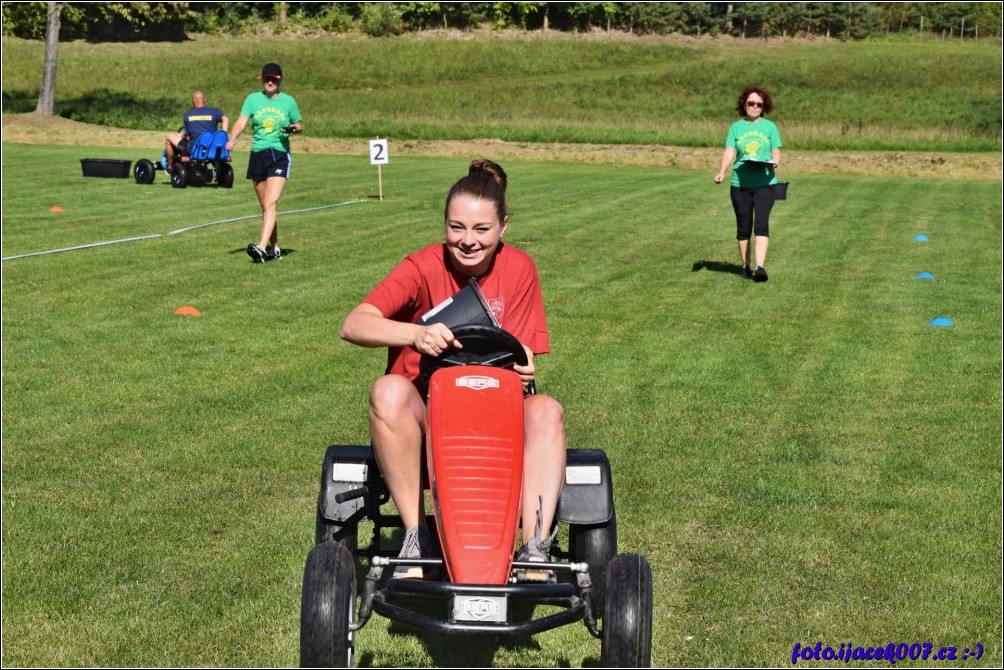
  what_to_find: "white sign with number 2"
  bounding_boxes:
[369,139,389,165]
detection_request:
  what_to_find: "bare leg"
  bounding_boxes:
[254,176,286,248]
[369,375,428,530]
[165,132,182,170]
[521,394,566,542]
[754,235,769,268]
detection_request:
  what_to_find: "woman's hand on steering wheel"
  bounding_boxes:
[513,344,536,385]
[414,323,462,357]
[418,324,529,386]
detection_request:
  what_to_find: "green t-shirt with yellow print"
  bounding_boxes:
[240,91,302,153]
[725,118,782,188]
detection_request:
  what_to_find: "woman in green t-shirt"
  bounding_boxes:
[226,63,303,263]
[714,85,783,283]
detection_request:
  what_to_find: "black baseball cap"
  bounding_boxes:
[259,63,282,80]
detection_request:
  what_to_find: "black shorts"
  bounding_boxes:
[246,149,292,182]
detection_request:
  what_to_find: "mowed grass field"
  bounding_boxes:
[2,137,1000,666]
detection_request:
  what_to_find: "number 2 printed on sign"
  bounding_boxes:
[369,139,389,165]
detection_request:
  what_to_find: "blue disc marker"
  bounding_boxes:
[915,271,935,280]
[929,317,954,327]
[914,234,929,242]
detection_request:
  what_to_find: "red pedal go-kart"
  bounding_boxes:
[299,323,654,668]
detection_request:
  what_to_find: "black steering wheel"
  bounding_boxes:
[418,323,528,384]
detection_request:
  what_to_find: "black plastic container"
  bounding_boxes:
[80,159,132,178]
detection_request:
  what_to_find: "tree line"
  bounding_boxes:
[3,2,1001,41]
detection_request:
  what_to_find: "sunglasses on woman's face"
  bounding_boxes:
[746,100,764,108]
[264,77,281,85]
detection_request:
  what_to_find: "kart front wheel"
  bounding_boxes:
[601,553,653,668]
[300,541,356,668]
[134,158,155,184]
[569,509,617,619]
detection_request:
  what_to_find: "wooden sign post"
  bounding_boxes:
[369,138,389,201]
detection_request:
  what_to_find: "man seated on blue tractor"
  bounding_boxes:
[165,90,229,172]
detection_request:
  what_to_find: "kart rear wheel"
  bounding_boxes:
[171,163,188,189]
[300,541,356,668]
[217,162,234,188]
[569,508,617,619]
[601,553,653,668]
[134,158,155,184]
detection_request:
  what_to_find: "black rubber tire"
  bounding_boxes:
[315,512,359,556]
[133,158,155,184]
[218,162,234,189]
[300,541,356,668]
[171,163,188,189]
[601,553,653,668]
[569,508,617,619]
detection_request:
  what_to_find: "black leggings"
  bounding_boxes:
[730,186,775,240]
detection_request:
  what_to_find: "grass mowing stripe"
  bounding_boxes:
[2,200,369,260]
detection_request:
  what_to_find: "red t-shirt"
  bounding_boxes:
[363,242,551,382]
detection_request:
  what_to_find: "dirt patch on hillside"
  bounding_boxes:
[3,112,999,181]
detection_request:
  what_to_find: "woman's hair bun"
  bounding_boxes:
[469,159,507,191]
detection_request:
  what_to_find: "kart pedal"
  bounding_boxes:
[514,565,557,584]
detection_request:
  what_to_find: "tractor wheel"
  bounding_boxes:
[300,541,356,668]
[569,508,617,619]
[218,162,234,189]
[600,553,653,668]
[134,158,155,184]
[171,163,188,189]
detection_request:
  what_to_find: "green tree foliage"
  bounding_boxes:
[490,2,545,30]
[2,2,193,41]
[400,2,446,30]
[2,2,1000,41]
[359,2,403,36]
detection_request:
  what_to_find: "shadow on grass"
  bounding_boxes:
[376,613,574,668]
[692,259,745,277]
[349,581,595,667]
[2,89,184,127]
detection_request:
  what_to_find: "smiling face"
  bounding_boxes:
[444,194,508,277]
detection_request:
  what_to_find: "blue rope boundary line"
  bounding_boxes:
[2,199,368,262]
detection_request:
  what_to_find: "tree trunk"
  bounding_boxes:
[278,2,288,28]
[36,2,64,116]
